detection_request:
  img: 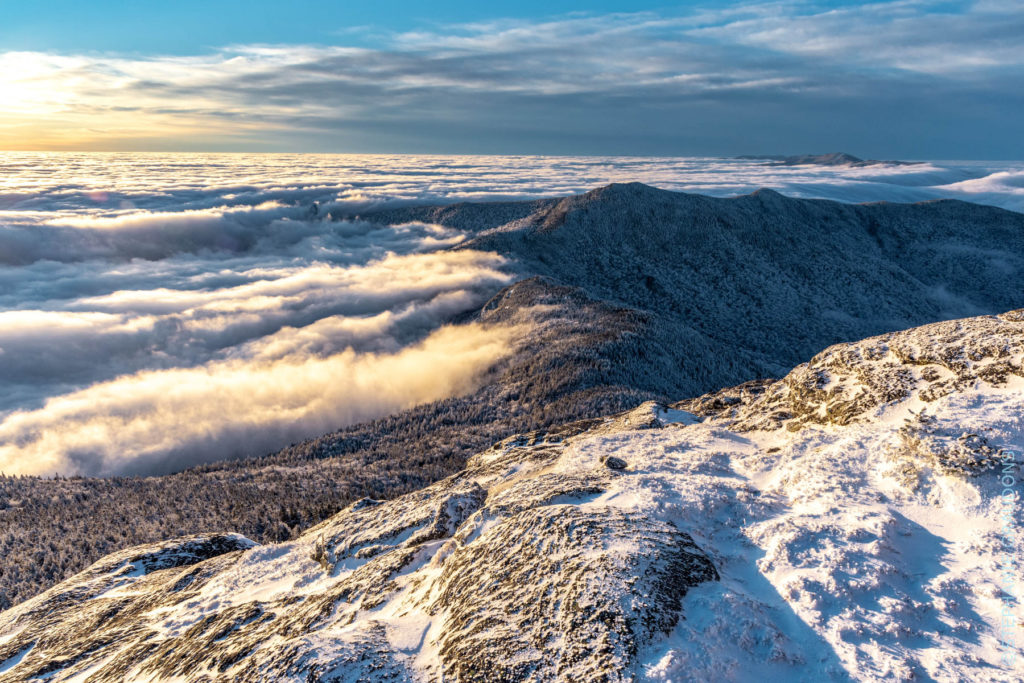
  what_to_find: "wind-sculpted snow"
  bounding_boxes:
[680,309,1024,437]
[1,311,1022,681]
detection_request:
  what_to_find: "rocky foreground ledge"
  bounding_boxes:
[2,311,1023,681]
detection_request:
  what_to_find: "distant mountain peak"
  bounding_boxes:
[737,152,920,167]
[747,187,787,199]
[580,181,669,200]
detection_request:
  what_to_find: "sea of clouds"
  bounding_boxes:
[0,153,1021,477]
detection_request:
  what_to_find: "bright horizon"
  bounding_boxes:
[0,150,1009,161]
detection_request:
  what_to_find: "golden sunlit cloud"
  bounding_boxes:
[0,321,526,476]
[0,49,338,150]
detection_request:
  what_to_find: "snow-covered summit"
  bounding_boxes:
[1,312,1022,682]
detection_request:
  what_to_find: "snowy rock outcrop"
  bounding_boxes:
[2,311,1024,681]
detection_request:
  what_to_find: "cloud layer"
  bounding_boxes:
[2,152,1021,215]
[0,248,512,408]
[0,244,518,476]
[0,1,1021,156]
[0,169,526,475]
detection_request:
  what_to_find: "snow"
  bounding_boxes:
[539,332,1023,681]
[0,643,32,676]
[654,405,702,426]
[625,385,1023,680]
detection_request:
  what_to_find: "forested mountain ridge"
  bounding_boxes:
[464,183,1024,383]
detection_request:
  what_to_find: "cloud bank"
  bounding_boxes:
[0,248,512,409]
[0,1,1021,157]
[0,236,518,475]
[0,322,521,477]
[0,172,525,475]
[2,153,1021,216]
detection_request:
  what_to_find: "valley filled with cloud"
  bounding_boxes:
[1,152,1022,477]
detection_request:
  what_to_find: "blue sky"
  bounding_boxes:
[0,0,880,53]
[0,1,1020,157]
[3,1,649,52]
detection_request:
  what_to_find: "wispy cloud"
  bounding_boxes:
[691,0,1024,74]
[0,1,1019,156]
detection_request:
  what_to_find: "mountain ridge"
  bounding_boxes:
[457,181,1024,391]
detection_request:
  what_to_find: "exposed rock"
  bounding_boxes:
[603,455,628,470]
[431,507,716,682]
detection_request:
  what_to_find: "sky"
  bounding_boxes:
[0,1,1021,157]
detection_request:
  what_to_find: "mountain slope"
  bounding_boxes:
[2,309,1021,682]
[0,276,668,610]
